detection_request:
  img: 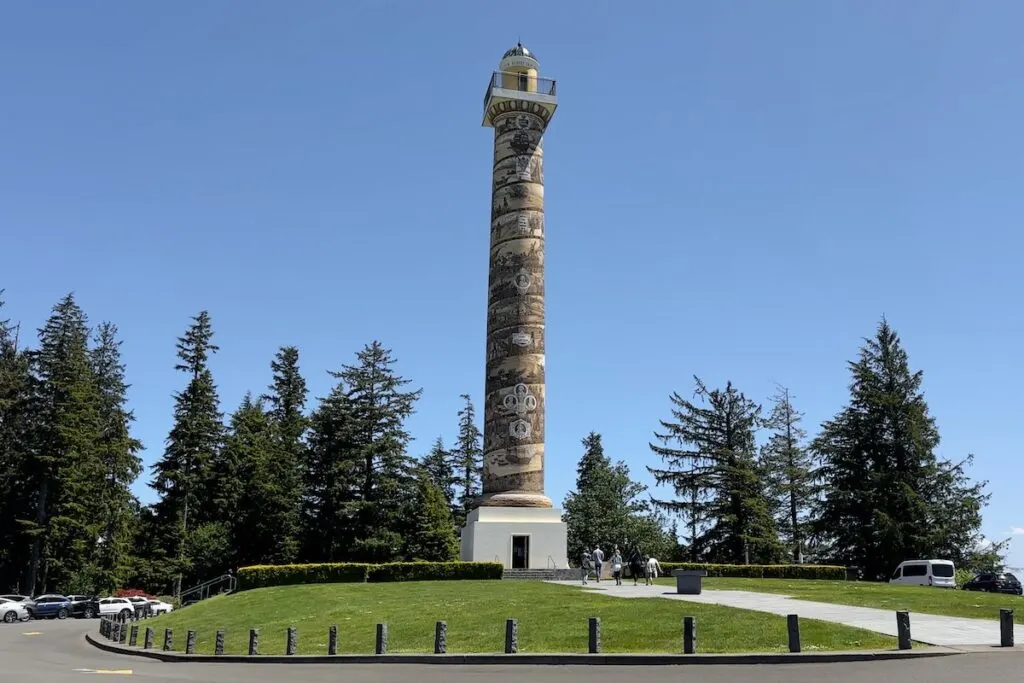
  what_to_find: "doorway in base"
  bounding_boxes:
[511,535,530,569]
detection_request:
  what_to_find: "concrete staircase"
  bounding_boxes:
[503,568,579,581]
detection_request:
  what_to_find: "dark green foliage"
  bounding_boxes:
[563,432,672,563]
[404,471,459,561]
[88,322,144,589]
[649,377,783,564]
[236,561,503,590]
[150,311,225,594]
[452,394,482,524]
[658,562,847,580]
[813,320,989,580]
[421,436,456,509]
[760,386,818,563]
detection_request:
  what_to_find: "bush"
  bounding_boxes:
[955,568,974,588]
[238,563,372,590]
[368,561,504,583]
[114,588,158,599]
[237,561,503,590]
[658,562,848,580]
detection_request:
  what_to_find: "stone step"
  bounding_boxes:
[502,569,556,580]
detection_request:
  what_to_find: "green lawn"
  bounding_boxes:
[654,577,1024,623]
[142,580,896,655]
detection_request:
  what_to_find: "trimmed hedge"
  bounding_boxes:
[658,562,847,580]
[237,561,503,590]
[368,561,504,583]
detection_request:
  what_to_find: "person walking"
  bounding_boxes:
[611,547,623,585]
[592,545,605,583]
[580,549,594,585]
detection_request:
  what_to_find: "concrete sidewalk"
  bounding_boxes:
[549,581,1020,647]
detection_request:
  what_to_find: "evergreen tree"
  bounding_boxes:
[337,341,422,562]
[88,322,143,589]
[302,381,359,562]
[27,294,106,593]
[225,394,292,566]
[260,346,308,564]
[452,393,482,524]
[760,385,817,563]
[0,294,36,590]
[563,432,671,563]
[649,377,782,564]
[422,435,456,510]
[813,320,988,579]
[404,471,459,561]
[151,311,225,595]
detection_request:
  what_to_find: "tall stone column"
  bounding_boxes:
[479,109,552,508]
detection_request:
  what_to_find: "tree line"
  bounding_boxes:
[0,291,1001,595]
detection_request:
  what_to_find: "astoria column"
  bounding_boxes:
[478,43,558,509]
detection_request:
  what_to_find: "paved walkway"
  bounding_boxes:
[550,581,1021,647]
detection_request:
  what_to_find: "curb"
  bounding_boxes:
[85,633,962,666]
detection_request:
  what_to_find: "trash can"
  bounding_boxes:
[672,569,708,595]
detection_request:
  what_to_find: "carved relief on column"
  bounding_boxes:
[481,108,550,507]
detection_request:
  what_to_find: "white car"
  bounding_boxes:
[148,600,173,615]
[97,597,135,620]
[0,598,31,623]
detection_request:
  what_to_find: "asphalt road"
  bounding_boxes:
[3,617,1024,682]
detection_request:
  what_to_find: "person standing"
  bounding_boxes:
[611,547,623,586]
[592,546,605,583]
[580,549,594,585]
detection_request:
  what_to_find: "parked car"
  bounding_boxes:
[889,559,956,588]
[66,595,101,619]
[0,597,31,623]
[32,594,72,619]
[125,596,152,618]
[148,599,173,615]
[0,594,36,618]
[97,597,135,620]
[961,572,1023,595]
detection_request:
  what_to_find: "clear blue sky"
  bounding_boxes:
[4,1,1022,568]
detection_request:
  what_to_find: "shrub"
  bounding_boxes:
[238,563,372,590]
[114,588,158,599]
[658,563,848,580]
[368,561,503,583]
[955,568,974,588]
[237,561,504,590]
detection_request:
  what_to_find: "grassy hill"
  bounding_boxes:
[655,577,1024,623]
[146,580,897,655]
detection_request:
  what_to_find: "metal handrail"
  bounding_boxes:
[483,71,557,108]
[179,573,237,604]
[547,555,556,569]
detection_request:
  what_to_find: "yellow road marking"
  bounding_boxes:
[73,669,134,675]
[22,631,42,636]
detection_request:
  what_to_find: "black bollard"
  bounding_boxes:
[375,623,388,655]
[787,614,801,653]
[248,629,259,656]
[186,630,196,655]
[588,617,601,654]
[896,611,912,650]
[434,621,447,654]
[287,627,297,655]
[143,627,154,649]
[163,628,173,652]
[215,630,225,655]
[1000,608,1014,647]
[328,625,338,655]
[111,622,120,643]
[683,616,696,654]
[129,624,139,647]
[505,618,518,654]
[118,622,127,644]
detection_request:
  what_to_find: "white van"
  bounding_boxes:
[889,559,956,588]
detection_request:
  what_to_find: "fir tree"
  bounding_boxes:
[302,381,358,562]
[812,319,988,579]
[649,377,782,564]
[88,322,143,589]
[452,393,482,524]
[760,385,817,563]
[27,293,106,593]
[260,346,308,564]
[151,311,225,595]
[563,432,671,562]
[404,471,459,561]
[337,341,422,562]
[225,394,292,566]
[422,435,456,510]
